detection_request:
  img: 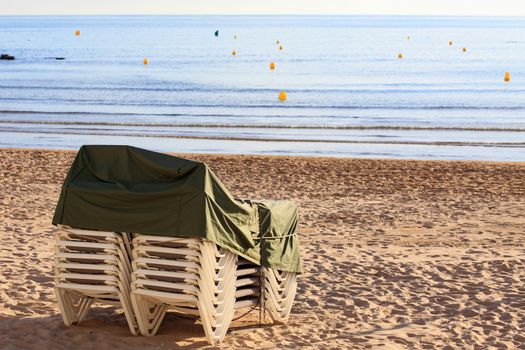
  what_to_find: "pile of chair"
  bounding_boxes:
[53,226,297,345]
[130,234,240,344]
[262,267,297,323]
[53,227,139,335]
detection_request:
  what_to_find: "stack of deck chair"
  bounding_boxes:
[51,145,302,345]
[231,259,298,323]
[129,234,297,344]
[53,225,139,335]
[129,234,240,345]
[262,267,297,323]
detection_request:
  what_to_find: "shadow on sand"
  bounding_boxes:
[0,306,276,349]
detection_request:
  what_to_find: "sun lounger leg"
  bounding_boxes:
[55,288,93,326]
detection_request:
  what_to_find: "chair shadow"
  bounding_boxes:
[0,308,214,349]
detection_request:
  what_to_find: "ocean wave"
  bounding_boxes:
[1,100,525,110]
[2,119,525,132]
[1,127,524,148]
[1,84,524,94]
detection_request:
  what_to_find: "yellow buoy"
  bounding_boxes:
[75,29,80,36]
[279,45,283,50]
[462,47,467,52]
[449,41,453,46]
[232,50,237,56]
[143,58,149,65]
[269,62,276,70]
[504,72,510,82]
[398,53,403,59]
[278,91,287,101]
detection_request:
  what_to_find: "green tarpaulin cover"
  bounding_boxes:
[52,145,301,273]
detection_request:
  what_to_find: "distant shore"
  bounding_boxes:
[1,148,524,349]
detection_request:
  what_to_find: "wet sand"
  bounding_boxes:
[1,148,524,349]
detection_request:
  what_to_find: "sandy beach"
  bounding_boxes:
[1,148,524,349]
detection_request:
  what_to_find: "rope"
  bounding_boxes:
[232,296,260,322]
[259,267,266,325]
[231,267,266,323]
[254,232,296,240]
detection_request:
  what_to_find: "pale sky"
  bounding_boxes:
[1,0,525,16]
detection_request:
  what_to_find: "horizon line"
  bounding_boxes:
[1,13,525,18]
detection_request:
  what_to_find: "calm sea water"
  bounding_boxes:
[1,15,524,160]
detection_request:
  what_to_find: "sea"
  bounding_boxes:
[0,15,524,160]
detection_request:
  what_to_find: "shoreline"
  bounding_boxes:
[3,129,525,147]
[3,146,525,165]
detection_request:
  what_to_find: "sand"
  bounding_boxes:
[1,148,524,349]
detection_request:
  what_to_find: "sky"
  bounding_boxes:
[1,0,524,16]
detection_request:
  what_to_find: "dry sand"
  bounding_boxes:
[1,148,524,349]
